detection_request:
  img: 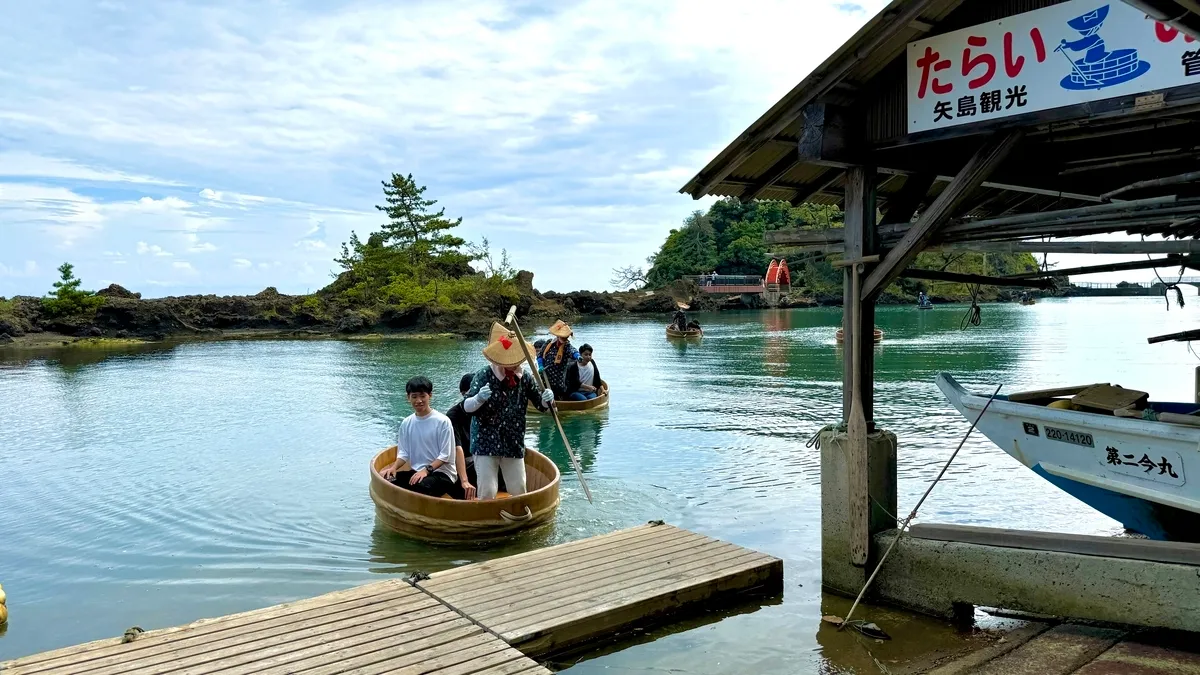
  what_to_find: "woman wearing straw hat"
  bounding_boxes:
[534,320,579,401]
[463,323,555,499]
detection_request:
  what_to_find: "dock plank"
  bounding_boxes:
[421,523,783,657]
[1,583,548,675]
[2,522,778,673]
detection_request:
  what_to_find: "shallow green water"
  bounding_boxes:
[1,298,1197,672]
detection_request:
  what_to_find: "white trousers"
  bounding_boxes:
[474,456,527,499]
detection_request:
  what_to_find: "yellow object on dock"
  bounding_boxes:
[0,523,782,673]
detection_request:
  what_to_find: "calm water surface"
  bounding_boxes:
[1,297,1197,672]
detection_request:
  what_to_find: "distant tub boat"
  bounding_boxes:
[835,327,883,343]
[530,381,609,413]
[666,326,703,339]
[369,446,560,543]
[938,374,1200,543]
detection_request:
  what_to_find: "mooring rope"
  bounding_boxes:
[960,284,982,330]
[1150,260,1186,311]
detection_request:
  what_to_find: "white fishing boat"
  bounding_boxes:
[937,373,1200,543]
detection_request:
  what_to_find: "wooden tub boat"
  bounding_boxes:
[370,447,560,543]
[666,325,703,339]
[529,381,610,413]
[1021,298,1037,305]
[835,327,883,343]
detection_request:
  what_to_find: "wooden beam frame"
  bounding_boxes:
[880,173,934,226]
[900,269,1056,288]
[940,240,1200,255]
[861,131,1024,300]
[1006,255,1190,279]
[745,152,802,201]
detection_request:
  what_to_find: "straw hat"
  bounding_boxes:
[489,322,514,343]
[482,330,535,367]
[676,301,690,310]
[548,320,573,338]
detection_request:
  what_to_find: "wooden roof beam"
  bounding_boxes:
[862,130,1024,300]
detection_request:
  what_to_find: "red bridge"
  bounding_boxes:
[687,259,792,297]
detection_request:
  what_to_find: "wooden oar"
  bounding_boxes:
[505,306,594,503]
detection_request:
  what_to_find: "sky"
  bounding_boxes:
[0,0,896,297]
[0,0,1171,299]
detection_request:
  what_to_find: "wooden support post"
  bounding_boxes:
[841,166,878,423]
[861,130,1023,300]
[840,165,877,567]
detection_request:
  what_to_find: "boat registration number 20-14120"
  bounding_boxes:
[1044,426,1095,448]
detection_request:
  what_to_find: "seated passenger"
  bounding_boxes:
[564,344,602,401]
[380,376,462,498]
[445,372,497,497]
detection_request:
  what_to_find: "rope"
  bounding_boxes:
[960,284,982,330]
[1150,259,1186,310]
[806,423,845,450]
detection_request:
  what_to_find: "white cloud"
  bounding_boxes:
[137,241,173,257]
[233,258,252,268]
[0,0,895,294]
[0,260,39,277]
[570,111,598,127]
[0,152,180,185]
[173,261,196,272]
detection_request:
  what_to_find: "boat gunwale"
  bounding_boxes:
[369,447,562,541]
[938,373,1200,443]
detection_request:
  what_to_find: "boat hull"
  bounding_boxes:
[937,374,1200,542]
[370,447,560,543]
[666,326,702,339]
[529,381,609,413]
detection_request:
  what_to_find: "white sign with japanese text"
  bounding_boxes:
[906,1,1200,133]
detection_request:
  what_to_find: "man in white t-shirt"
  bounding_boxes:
[381,376,471,498]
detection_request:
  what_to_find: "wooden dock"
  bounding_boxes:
[1,522,782,674]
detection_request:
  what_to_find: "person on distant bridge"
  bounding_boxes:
[533,320,579,400]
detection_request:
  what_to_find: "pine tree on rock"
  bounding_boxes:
[375,173,469,282]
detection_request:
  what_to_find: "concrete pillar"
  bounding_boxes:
[820,426,897,596]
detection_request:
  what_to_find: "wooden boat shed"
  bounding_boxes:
[682,0,1200,630]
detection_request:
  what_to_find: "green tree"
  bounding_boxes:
[646,211,719,287]
[43,262,103,317]
[374,173,470,282]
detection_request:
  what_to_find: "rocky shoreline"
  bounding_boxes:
[0,272,1013,351]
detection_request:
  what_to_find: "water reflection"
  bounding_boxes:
[531,409,606,474]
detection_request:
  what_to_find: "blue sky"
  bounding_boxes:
[0,0,894,297]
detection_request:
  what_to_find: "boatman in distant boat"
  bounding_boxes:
[380,376,473,499]
[464,323,554,500]
[671,302,689,332]
[564,344,602,401]
[533,320,579,400]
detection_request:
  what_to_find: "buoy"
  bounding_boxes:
[0,582,7,625]
[1048,399,1073,409]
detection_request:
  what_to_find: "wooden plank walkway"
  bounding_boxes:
[1,522,782,673]
[419,522,784,657]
